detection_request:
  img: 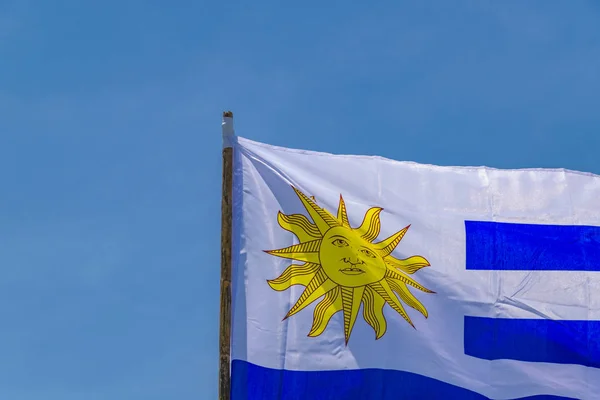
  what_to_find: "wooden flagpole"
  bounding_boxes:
[219,111,234,400]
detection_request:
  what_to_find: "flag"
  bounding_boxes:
[229,136,600,399]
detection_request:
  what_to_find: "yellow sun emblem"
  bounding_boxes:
[265,186,434,344]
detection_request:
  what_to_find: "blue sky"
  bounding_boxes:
[1,1,600,398]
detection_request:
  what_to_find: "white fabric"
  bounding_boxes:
[222,116,234,148]
[230,136,600,399]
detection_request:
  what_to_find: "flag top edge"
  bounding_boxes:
[235,135,600,179]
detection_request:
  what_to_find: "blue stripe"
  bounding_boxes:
[465,316,600,368]
[231,359,574,399]
[465,221,600,271]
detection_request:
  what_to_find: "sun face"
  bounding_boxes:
[319,226,387,287]
[265,186,434,343]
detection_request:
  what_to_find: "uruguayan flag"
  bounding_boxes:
[230,136,600,400]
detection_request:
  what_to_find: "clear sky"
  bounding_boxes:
[1,1,600,399]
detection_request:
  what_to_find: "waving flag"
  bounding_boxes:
[229,136,600,399]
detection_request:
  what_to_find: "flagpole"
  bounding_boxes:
[219,111,234,400]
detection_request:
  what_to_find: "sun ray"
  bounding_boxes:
[292,186,339,234]
[362,286,387,339]
[356,207,383,242]
[341,286,365,343]
[265,240,321,263]
[308,287,342,337]
[278,212,321,242]
[337,195,350,228]
[385,269,435,293]
[385,255,430,274]
[373,225,410,256]
[286,269,337,318]
[370,281,414,328]
[267,263,321,291]
[389,280,428,318]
